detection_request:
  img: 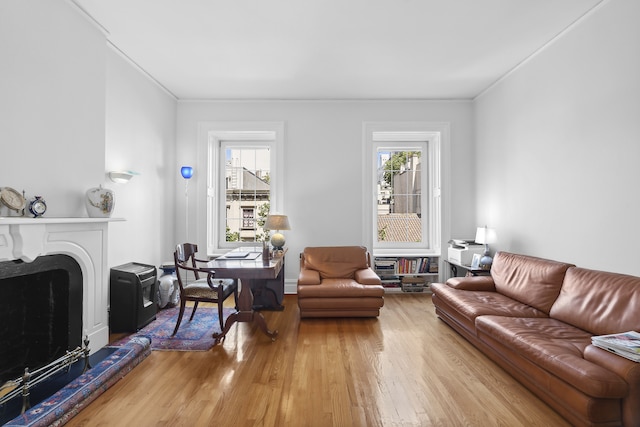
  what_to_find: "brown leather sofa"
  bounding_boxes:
[297,246,384,318]
[431,251,640,427]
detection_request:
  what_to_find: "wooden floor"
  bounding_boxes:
[65,294,570,427]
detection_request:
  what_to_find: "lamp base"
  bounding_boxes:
[270,233,285,250]
[479,256,492,270]
[479,245,493,270]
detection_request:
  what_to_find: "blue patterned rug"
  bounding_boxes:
[110,306,235,351]
[4,336,151,427]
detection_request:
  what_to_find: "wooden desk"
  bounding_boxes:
[206,247,284,344]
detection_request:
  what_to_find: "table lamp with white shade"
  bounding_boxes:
[475,225,497,269]
[264,214,291,251]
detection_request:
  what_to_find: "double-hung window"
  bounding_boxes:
[199,122,284,255]
[221,142,272,243]
[363,122,446,256]
[375,142,427,246]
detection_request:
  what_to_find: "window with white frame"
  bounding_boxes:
[375,143,427,245]
[222,143,271,243]
[363,123,444,255]
[199,122,284,255]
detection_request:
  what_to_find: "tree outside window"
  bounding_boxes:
[377,149,423,243]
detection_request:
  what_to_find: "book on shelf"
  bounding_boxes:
[591,331,640,362]
[374,256,439,276]
[381,281,401,288]
[397,257,439,274]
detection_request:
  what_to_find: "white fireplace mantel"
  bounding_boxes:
[0,217,124,354]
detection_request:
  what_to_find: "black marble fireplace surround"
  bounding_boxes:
[0,254,82,384]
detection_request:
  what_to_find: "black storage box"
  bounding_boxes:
[110,262,158,333]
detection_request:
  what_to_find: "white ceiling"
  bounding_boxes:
[73,0,604,100]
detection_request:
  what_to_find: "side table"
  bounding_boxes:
[444,259,491,280]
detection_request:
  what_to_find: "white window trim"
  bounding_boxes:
[218,138,274,248]
[362,122,450,257]
[197,122,285,256]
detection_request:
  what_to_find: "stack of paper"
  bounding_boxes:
[591,331,640,362]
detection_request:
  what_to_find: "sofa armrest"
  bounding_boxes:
[585,344,640,425]
[584,345,640,383]
[355,268,382,285]
[298,269,321,285]
[446,276,496,291]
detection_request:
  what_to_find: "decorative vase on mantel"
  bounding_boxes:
[85,185,115,218]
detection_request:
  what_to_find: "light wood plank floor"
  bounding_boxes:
[65,294,570,427]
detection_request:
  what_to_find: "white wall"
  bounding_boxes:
[105,49,177,268]
[0,0,106,215]
[475,0,640,275]
[177,100,475,287]
[0,1,178,272]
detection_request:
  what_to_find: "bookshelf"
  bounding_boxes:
[373,255,439,293]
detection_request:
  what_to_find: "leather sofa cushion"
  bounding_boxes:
[550,267,640,335]
[298,279,384,298]
[303,246,369,279]
[476,315,628,398]
[431,282,547,334]
[491,251,574,314]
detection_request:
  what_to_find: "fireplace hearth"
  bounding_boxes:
[0,254,83,384]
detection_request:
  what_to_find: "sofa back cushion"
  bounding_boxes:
[303,246,370,279]
[550,267,640,335]
[491,251,574,314]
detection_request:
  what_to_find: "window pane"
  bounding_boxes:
[377,149,423,243]
[225,147,270,242]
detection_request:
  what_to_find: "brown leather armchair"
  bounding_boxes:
[297,246,384,318]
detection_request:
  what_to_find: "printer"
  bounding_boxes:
[447,239,485,266]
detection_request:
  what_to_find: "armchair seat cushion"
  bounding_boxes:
[298,279,385,298]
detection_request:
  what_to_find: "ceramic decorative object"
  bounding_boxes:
[28,196,47,217]
[85,185,115,217]
[0,187,26,216]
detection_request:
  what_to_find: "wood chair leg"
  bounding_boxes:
[189,301,199,321]
[172,300,187,336]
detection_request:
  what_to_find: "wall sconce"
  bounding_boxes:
[108,170,139,184]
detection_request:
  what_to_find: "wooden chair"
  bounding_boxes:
[172,243,238,336]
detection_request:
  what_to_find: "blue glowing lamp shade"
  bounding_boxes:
[180,166,194,179]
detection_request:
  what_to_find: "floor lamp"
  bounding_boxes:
[181,166,193,240]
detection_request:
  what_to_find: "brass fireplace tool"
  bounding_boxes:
[0,335,91,414]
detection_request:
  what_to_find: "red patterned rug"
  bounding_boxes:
[111,306,235,351]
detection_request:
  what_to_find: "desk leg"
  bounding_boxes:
[212,278,278,344]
